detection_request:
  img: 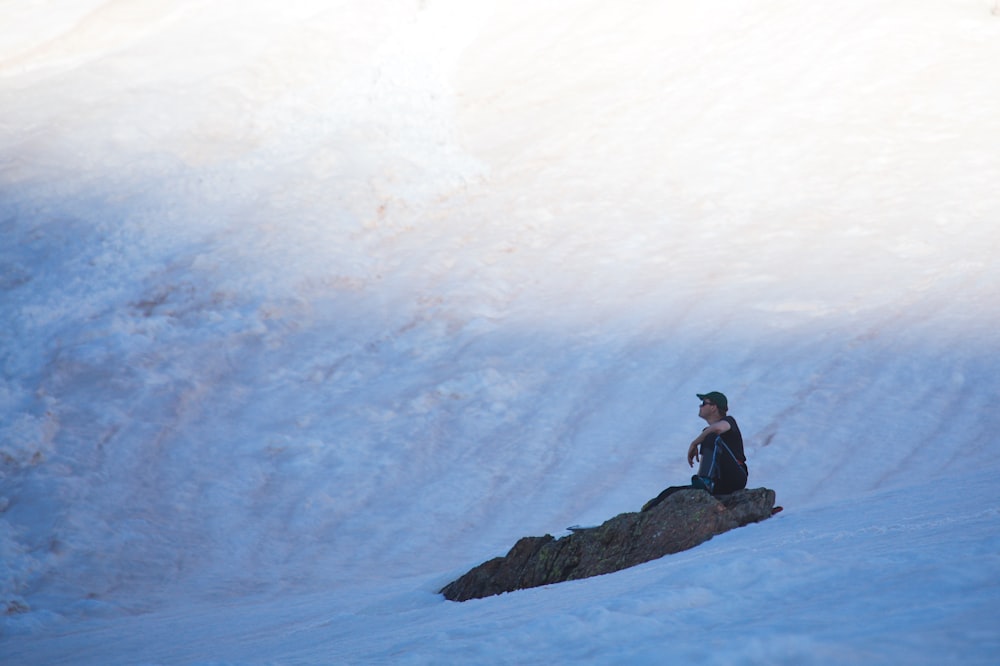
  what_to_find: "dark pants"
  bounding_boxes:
[698,434,748,495]
[641,435,748,512]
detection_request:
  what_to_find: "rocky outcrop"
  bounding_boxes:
[441,487,777,601]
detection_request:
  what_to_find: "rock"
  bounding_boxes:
[440,487,776,601]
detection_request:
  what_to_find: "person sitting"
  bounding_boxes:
[641,391,748,512]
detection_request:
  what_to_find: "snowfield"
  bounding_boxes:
[2,1,999,663]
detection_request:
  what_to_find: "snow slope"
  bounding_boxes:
[2,0,999,663]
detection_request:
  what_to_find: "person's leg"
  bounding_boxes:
[641,485,689,511]
[699,436,748,495]
[693,437,722,492]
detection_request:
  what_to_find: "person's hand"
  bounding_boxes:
[687,442,700,467]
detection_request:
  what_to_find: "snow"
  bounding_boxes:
[2,0,999,663]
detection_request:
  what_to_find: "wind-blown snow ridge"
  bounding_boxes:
[1,1,999,663]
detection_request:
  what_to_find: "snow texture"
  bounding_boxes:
[1,0,999,663]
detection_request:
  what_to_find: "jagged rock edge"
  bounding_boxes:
[440,487,776,601]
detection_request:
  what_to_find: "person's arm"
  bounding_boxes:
[687,419,732,467]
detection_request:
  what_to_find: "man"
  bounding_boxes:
[641,391,748,512]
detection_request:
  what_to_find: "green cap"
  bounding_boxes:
[697,391,728,411]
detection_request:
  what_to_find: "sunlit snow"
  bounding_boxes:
[2,1,999,663]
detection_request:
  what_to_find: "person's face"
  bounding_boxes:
[699,400,716,417]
